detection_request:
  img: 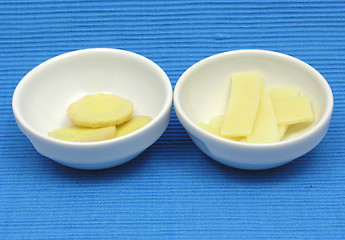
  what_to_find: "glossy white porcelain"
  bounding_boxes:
[13,48,172,169]
[174,50,333,170]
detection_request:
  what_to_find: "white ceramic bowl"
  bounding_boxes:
[174,50,333,170]
[13,48,172,170]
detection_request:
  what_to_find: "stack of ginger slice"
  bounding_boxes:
[49,93,152,142]
[198,72,313,143]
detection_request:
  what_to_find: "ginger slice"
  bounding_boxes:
[220,72,262,137]
[198,115,244,142]
[115,116,152,138]
[269,87,300,101]
[247,83,279,143]
[67,93,133,128]
[48,125,116,142]
[278,125,288,140]
[209,115,243,141]
[273,96,314,125]
[270,87,301,140]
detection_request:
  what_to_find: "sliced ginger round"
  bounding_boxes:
[48,125,116,142]
[67,93,133,128]
[115,115,152,138]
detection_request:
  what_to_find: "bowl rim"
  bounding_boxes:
[12,48,173,147]
[173,49,334,148]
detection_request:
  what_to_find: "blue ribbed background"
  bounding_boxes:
[1,1,344,239]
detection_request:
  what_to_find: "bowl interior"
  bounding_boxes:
[14,49,170,136]
[176,50,332,141]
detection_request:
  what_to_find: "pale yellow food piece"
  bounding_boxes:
[270,88,300,140]
[115,115,152,138]
[220,72,262,137]
[198,120,243,142]
[48,125,116,142]
[67,93,133,128]
[247,83,280,143]
[278,125,289,140]
[273,96,313,125]
[207,115,244,141]
[269,87,300,101]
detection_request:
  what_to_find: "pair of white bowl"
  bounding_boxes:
[12,49,333,170]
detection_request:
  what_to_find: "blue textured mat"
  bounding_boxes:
[1,1,344,239]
